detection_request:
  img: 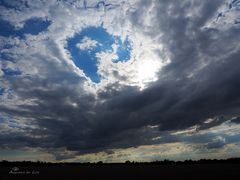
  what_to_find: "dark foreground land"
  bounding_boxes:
[1,159,240,179]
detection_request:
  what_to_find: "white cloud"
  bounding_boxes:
[203,0,240,30]
[0,0,169,91]
[76,36,99,50]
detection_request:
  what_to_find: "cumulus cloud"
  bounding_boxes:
[1,0,240,161]
[76,36,99,50]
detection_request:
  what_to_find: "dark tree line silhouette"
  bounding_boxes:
[1,158,240,179]
[1,158,240,167]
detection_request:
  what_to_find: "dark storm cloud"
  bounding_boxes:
[197,116,226,131]
[231,117,240,124]
[1,0,240,158]
[81,0,240,149]
[108,0,240,132]
[206,139,226,149]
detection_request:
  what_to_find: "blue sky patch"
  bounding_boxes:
[113,37,132,63]
[2,68,21,76]
[66,26,131,83]
[0,53,14,62]
[0,88,4,96]
[0,0,29,11]
[0,18,51,38]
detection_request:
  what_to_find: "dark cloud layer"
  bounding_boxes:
[1,0,240,159]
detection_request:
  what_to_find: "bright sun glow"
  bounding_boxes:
[137,60,161,89]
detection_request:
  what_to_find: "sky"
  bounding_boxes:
[0,0,240,163]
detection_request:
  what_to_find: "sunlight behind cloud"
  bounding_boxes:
[137,59,160,89]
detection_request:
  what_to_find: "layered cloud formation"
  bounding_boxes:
[1,0,240,162]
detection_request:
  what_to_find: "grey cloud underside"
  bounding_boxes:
[1,0,240,157]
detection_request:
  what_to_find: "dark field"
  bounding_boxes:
[1,159,240,179]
